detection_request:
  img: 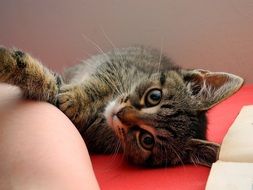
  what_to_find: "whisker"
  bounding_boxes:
[190,152,200,167]
[161,143,169,170]
[81,33,112,64]
[111,140,121,161]
[170,143,185,166]
[102,140,122,171]
[156,136,185,166]
[97,72,121,95]
[157,37,164,73]
[81,33,126,95]
[106,65,125,94]
[99,26,124,63]
[99,26,126,94]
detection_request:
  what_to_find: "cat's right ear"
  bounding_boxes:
[181,69,244,110]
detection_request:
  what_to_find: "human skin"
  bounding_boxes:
[0,91,100,190]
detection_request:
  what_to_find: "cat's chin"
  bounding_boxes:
[104,100,120,126]
[104,99,127,139]
[104,100,117,127]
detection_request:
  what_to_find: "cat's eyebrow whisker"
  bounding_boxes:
[81,33,113,65]
[95,63,122,95]
[99,26,124,64]
[100,75,118,94]
[157,37,164,74]
[76,50,94,64]
[106,64,124,94]
[99,27,129,93]
[97,70,122,95]
[107,60,126,94]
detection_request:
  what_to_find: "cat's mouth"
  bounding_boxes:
[111,114,127,139]
[104,99,157,140]
[104,100,128,139]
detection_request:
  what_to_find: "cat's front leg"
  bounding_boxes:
[0,47,60,103]
[57,84,89,126]
[57,79,112,127]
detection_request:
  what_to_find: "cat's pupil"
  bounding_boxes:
[143,136,153,145]
[150,91,161,101]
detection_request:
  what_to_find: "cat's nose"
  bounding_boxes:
[116,107,127,121]
[116,106,139,125]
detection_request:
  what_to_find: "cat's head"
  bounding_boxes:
[104,69,243,167]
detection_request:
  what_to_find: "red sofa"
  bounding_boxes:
[91,84,253,190]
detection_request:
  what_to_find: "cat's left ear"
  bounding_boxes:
[181,69,244,110]
[186,139,220,167]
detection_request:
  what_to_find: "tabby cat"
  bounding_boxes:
[0,46,243,167]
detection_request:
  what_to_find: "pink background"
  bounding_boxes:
[1,0,253,83]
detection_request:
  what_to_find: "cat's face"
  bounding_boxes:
[104,69,243,167]
[105,71,199,166]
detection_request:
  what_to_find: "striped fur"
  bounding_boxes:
[0,46,243,167]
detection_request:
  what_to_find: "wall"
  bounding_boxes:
[1,0,253,83]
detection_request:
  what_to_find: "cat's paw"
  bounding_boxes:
[0,47,59,103]
[0,47,27,82]
[57,85,86,124]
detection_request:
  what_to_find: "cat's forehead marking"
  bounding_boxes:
[159,72,166,86]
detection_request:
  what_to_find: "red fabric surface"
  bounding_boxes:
[91,85,253,190]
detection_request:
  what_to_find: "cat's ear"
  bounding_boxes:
[186,139,220,167]
[181,69,244,110]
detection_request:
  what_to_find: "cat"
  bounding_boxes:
[0,46,243,167]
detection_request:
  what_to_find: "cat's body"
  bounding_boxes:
[62,47,180,154]
[0,46,243,167]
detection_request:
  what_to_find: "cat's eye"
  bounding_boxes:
[139,132,155,150]
[145,89,162,107]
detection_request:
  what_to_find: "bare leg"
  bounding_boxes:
[0,86,100,190]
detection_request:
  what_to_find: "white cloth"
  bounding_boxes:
[206,105,253,190]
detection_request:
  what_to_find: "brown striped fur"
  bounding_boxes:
[0,46,243,167]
